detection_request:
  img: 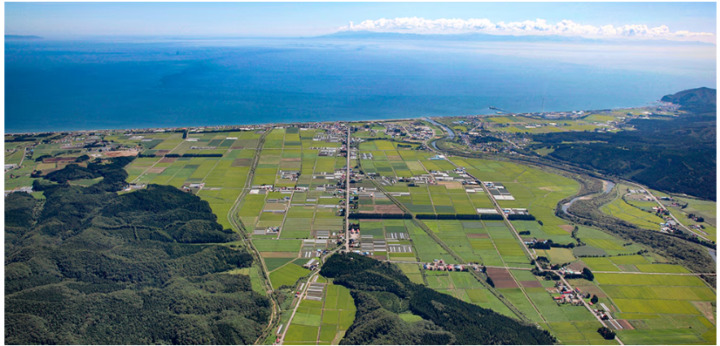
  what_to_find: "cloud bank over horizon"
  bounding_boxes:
[339,17,715,43]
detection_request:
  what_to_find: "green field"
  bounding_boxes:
[285,282,356,345]
[7,122,715,346]
[450,157,580,241]
[590,271,716,344]
[269,263,310,290]
[601,184,665,231]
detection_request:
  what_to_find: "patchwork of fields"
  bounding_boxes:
[284,282,356,345]
[6,120,715,345]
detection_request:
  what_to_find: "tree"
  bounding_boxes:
[597,327,615,340]
[582,267,595,281]
[590,295,599,304]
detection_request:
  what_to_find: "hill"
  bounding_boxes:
[5,158,270,344]
[320,253,556,345]
[661,87,716,114]
[531,87,716,200]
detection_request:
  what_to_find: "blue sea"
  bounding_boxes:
[5,36,716,133]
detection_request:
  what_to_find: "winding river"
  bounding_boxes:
[561,180,615,214]
[425,116,615,218]
[425,117,455,150]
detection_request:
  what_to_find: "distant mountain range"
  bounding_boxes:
[321,31,713,46]
[323,30,595,43]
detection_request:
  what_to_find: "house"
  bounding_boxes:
[303,258,319,269]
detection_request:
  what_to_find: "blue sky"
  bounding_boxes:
[5,2,716,39]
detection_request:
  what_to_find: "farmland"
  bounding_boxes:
[600,184,666,231]
[5,116,715,345]
[284,282,356,345]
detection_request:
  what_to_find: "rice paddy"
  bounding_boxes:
[601,184,665,231]
[284,282,356,345]
[7,121,713,345]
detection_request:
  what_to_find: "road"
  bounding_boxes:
[130,138,187,184]
[280,125,352,344]
[276,191,295,239]
[345,124,351,252]
[422,133,542,273]
[624,180,711,242]
[428,122,627,343]
[18,147,27,168]
[278,271,318,343]
[224,129,280,345]
[278,244,345,344]
[555,272,625,345]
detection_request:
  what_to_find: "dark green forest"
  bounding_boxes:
[530,88,716,200]
[321,253,556,345]
[5,158,270,344]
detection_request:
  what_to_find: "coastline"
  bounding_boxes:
[5,104,650,135]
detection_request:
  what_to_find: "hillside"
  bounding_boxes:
[320,253,556,345]
[5,158,270,344]
[661,87,716,114]
[531,88,716,200]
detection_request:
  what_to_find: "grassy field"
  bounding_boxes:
[590,271,716,344]
[600,184,665,231]
[572,226,644,257]
[269,263,310,290]
[665,195,717,242]
[426,271,518,319]
[450,157,580,242]
[7,123,715,346]
[284,282,356,345]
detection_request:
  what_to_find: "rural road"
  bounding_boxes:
[624,180,711,242]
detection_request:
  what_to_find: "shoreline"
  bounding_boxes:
[5,104,653,136]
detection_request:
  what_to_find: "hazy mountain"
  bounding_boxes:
[321,30,714,46]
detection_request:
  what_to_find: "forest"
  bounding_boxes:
[321,253,556,345]
[530,88,716,200]
[5,158,270,344]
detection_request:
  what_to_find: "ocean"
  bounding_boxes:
[5,37,716,133]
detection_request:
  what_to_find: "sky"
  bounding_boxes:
[4,2,717,42]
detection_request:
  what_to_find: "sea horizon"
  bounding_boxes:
[6,36,715,133]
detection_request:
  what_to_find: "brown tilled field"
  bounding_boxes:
[486,267,518,288]
[520,280,543,288]
[105,150,139,157]
[438,181,463,189]
[616,320,634,330]
[372,204,404,214]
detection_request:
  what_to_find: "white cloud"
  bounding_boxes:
[339,17,715,43]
